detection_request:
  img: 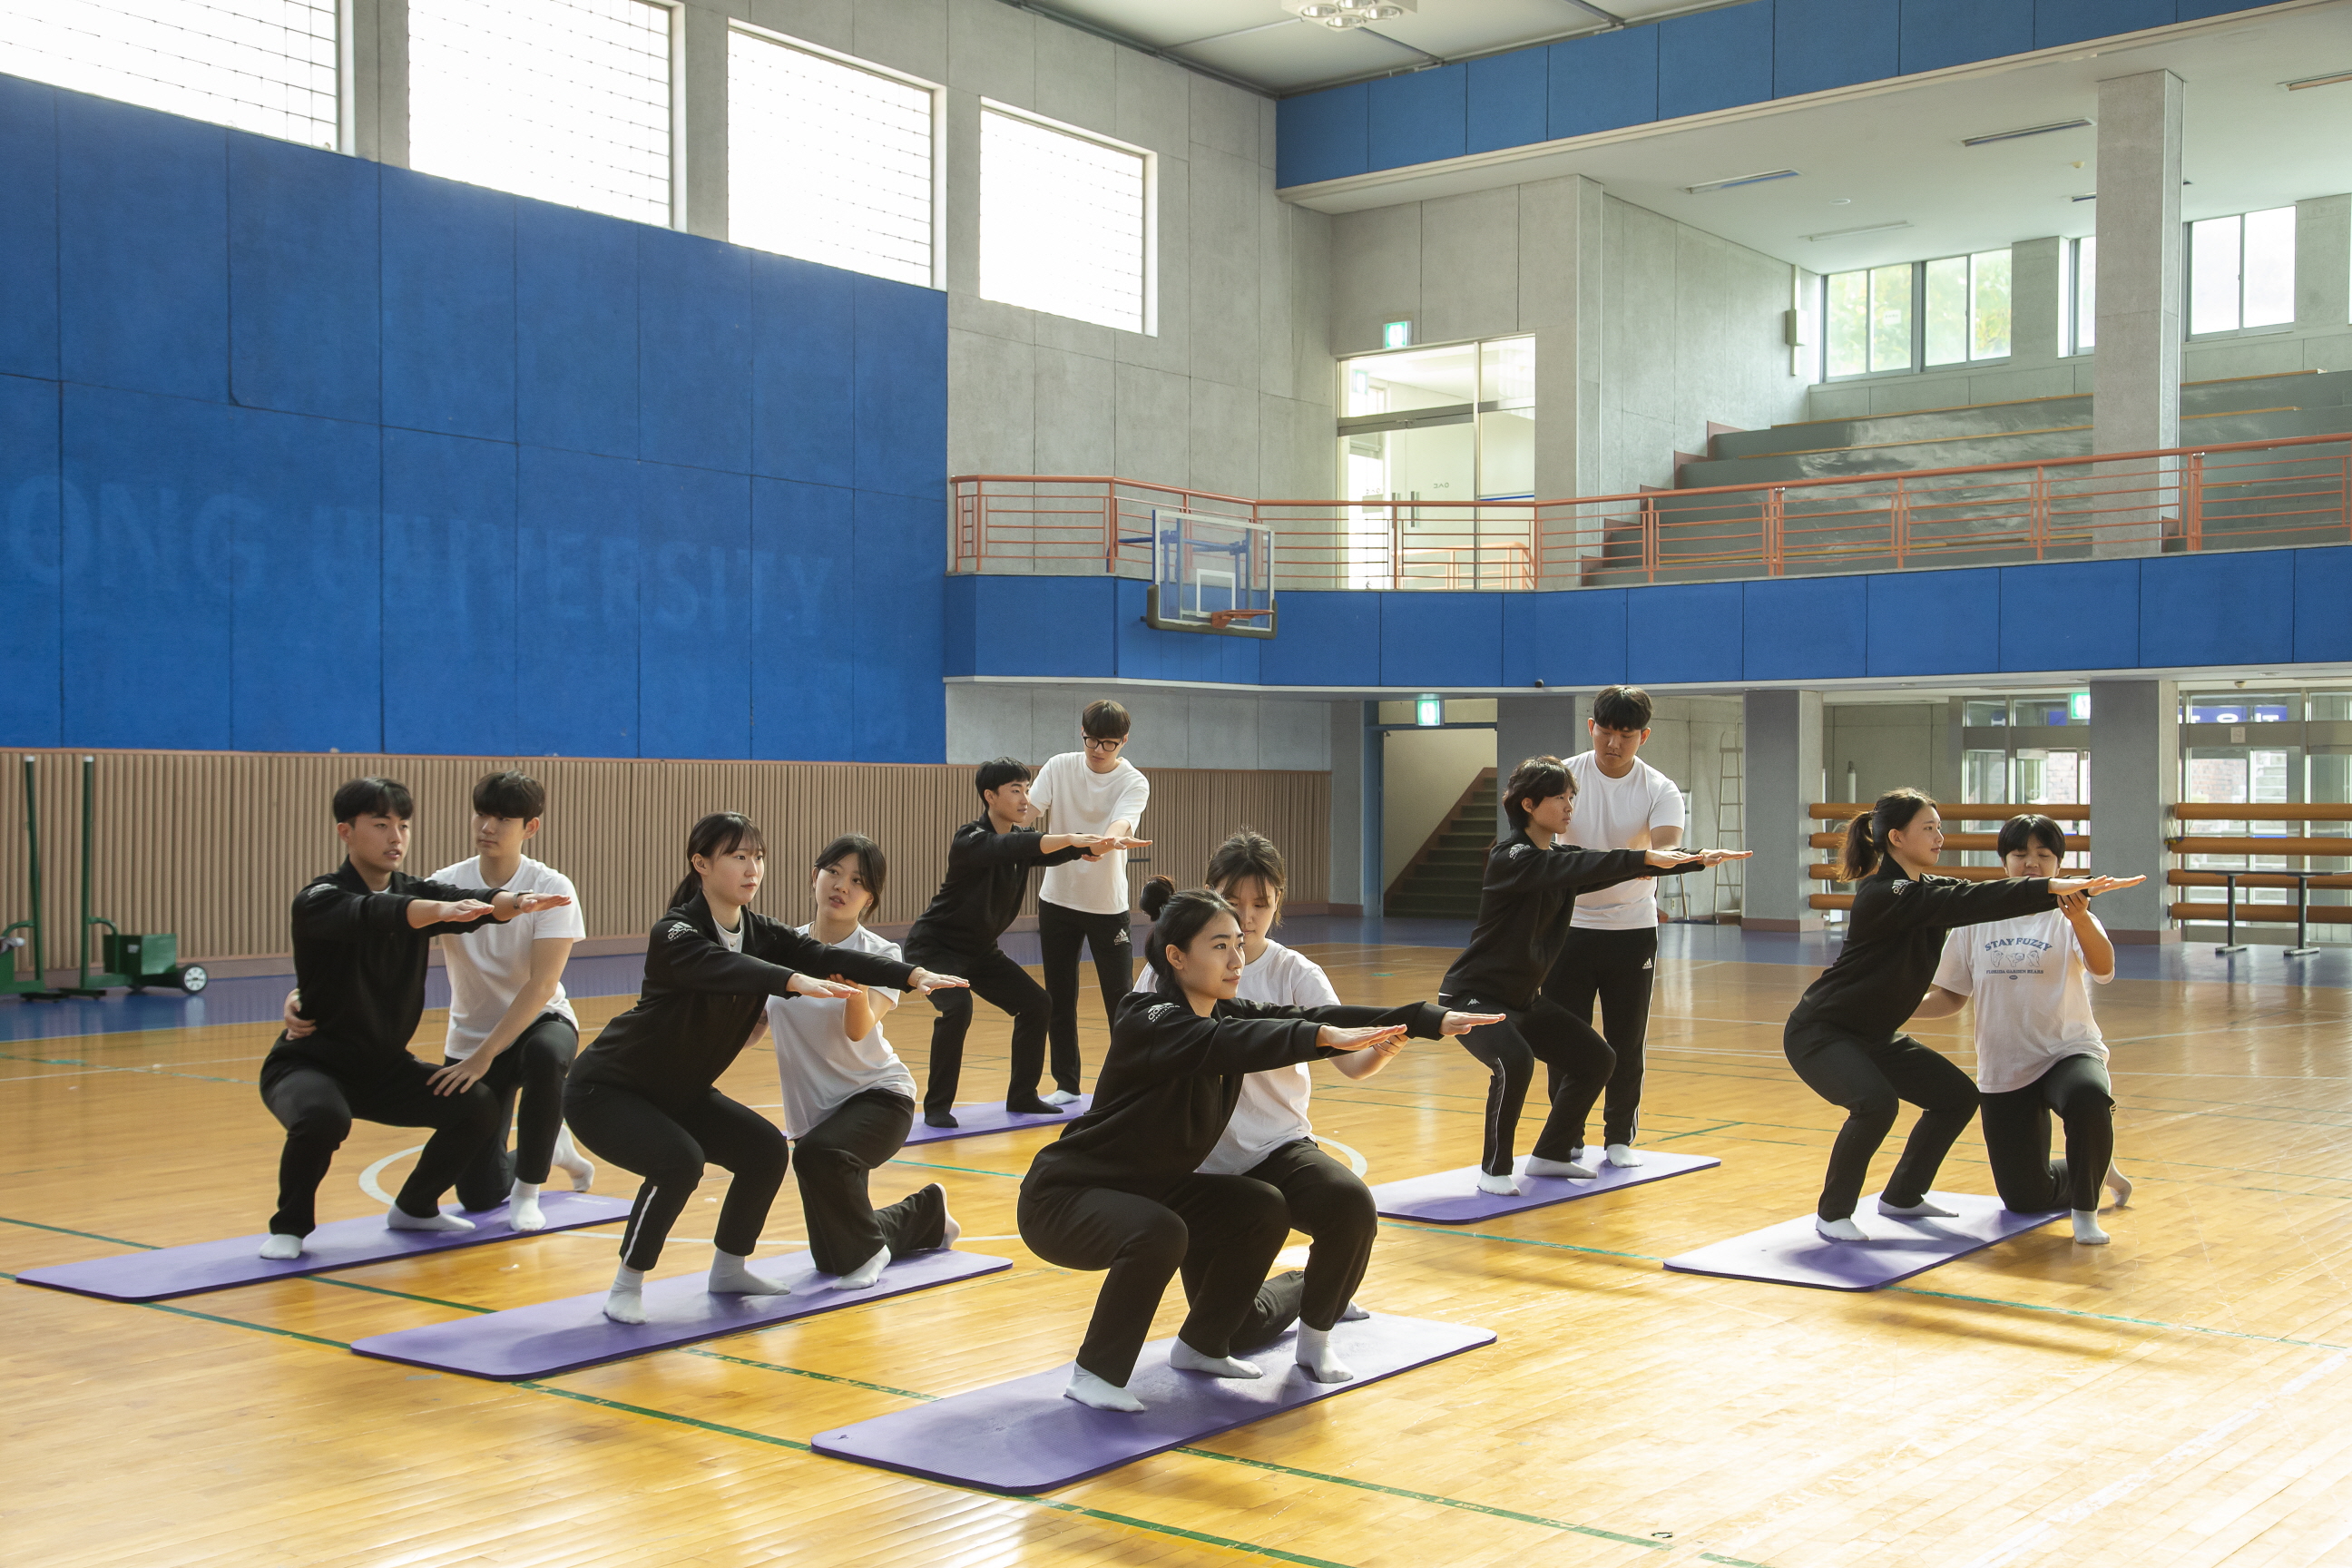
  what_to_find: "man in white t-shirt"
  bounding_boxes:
[1540,686,1685,1168]
[427,771,594,1230]
[1028,700,1151,1104]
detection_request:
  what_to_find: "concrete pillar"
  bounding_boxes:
[2091,71,2183,557]
[2086,678,2178,943]
[1521,174,1604,584]
[2008,236,2063,368]
[1328,701,1367,915]
[1742,689,1824,932]
[676,1,730,240]
[348,0,407,166]
[2296,193,2352,333]
[1494,691,1583,837]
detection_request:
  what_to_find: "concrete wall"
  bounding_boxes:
[1381,727,1494,889]
[943,681,1332,770]
[1825,701,1964,807]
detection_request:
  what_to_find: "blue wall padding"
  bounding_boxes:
[0,374,62,744]
[1774,0,1902,97]
[58,93,227,402]
[0,83,60,379]
[1996,559,2140,671]
[1658,3,1776,120]
[1864,568,1998,676]
[1548,26,1660,142]
[1502,589,1629,690]
[2291,549,2352,664]
[2173,0,2276,16]
[515,201,640,462]
[4,72,947,761]
[1466,49,1549,155]
[1381,592,1502,688]
[229,134,380,425]
[2139,553,2290,669]
[2034,0,2172,48]
[1274,81,1368,188]
[1741,575,1863,681]
[1367,64,1467,171]
[1899,0,2034,74]
[1259,593,1383,687]
[1632,582,1746,685]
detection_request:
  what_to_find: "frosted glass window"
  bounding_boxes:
[0,0,338,149]
[979,105,1149,334]
[2072,235,2096,352]
[2189,207,2296,335]
[1868,263,1911,372]
[729,29,934,288]
[409,0,672,228]
[1826,270,1868,377]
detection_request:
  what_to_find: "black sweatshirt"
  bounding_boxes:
[1024,989,1449,1196]
[904,816,1090,957]
[269,861,508,1078]
[572,892,917,1099]
[1788,863,2058,1041]
[1440,830,1701,1010]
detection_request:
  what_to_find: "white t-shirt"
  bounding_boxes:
[1931,907,2113,1094]
[1132,938,1341,1176]
[1563,751,1687,930]
[766,923,915,1139]
[432,856,584,1061]
[1030,751,1151,916]
[716,918,744,954]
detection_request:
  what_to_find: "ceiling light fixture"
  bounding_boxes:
[1961,118,2093,146]
[1683,168,1800,194]
[1280,0,1416,28]
[1803,220,1912,241]
[2283,68,2352,90]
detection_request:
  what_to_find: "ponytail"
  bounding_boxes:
[671,811,766,908]
[1837,788,1937,881]
[1139,879,1236,998]
[1838,812,1877,881]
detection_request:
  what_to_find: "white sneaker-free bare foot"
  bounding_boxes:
[259,1233,303,1260]
[1476,1171,1522,1196]
[551,1129,595,1192]
[1338,1300,1370,1323]
[2103,1165,2133,1210]
[1169,1338,1262,1378]
[1294,1325,1355,1384]
[837,1245,890,1289]
[1877,1197,1957,1219]
[1524,1155,1597,1180]
[1063,1367,1144,1412]
[507,1181,546,1232]
[1815,1216,1867,1241]
[386,1204,475,1233]
[2071,1210,2111,1245]
[1043,1089,1081,1106]
[603,1264,648,1324]
[708,1250,789,1297]
[1604,1143,1644,1168]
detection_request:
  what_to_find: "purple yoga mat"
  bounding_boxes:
[812,1312,1496,1494]
[14,1191,630,1303]
[1369,1148,1720,1223]
[1661,1192,2066,1290]
[349,1247,1011,1379]
[898,1096,1091,1146]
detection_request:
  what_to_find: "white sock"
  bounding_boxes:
[1476,1171,1522,1196]
[2103,1165,2132,1210]
[507,1181,546,1232]
[1043,1089,1081,1106]
[1605,1142,1644,1168]
[1524,1155,1596,1180]
[1338,1300,1370,1323]
[1815,1216,1867,1241]
[259,1232,304,1260]
[1169,1338,1262,1378]
[838,1245,890,1289]
[604,1263,648,1324]
[709,1249,789,1297]
[552,1128,595,1191]
[940,1199,961,1250]
[386,1203,475,1233]
[1063,1367,1144,1412]
[1877,1196,1957,1219]
[1294,1325,1355,1384]
[2072,1209,2111,1245]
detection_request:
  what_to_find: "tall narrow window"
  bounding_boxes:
[0,0,338,148]
[2073,235,2097,351]
[729,29,934,287]
[2188,207,2296,335]
[978,104,1151,334]
[408,0,672,227]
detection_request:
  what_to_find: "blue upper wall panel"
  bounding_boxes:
[516,201,639,462]
[1465,49,1547,155]
[1899,0,2033,74]
[1774,0,1901,98]
[1658,3,1776,121]
[380,169,515,443]
[1549,26,1659,142]
[229,134,380,426]
[0,79,59,381]
[2033,0,2172,50]
[1367,64,1467,170]
[0,373,62,745]
[1275,81,1369,188]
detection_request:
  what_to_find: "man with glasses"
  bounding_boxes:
[1541,685,1685,1168]
[1028,701,1151,1105]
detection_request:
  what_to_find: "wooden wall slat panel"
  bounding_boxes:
[0,752,1329,962]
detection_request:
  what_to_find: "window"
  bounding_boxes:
[978,104,1151,334]
[1825,250,2012,378]
[729,28,935,287]
[0,0,338,149]
[2188,208,2296,336]
[2064,235,2096,354]
[408,0,672,228]
[1336,336,1535,590]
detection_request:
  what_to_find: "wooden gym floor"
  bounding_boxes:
[5,940,2351,1568]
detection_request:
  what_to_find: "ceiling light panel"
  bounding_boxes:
[1684,168,1800,193]
[1960,118,2092,146]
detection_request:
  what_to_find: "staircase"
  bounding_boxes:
[1383,769,1495,920]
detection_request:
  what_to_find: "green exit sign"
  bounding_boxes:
[1382,319,1412,348]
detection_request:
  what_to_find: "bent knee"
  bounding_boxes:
[1844,1091,1902,1127]
[287,1111,352,1147]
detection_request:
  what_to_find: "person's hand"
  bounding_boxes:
[2057,890,2091,916]
[1319,1023,1406,1051]
[281,989,315,1038]
[1363,1034,1408,1061]
[427,1054,495,1096]
[786,973,861,1000]
[2068,875,2147,897]
[432,898,495,924]
[505,891,573,914]
[1438,1010,1505,1036]
[908,969,970,994]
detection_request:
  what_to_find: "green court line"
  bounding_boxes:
[885,1156,1024,1180]
[1885,1284,2351,1352]
[0,1215,156,1249]
[0,1049,253,1086]
[1700,1552,1776,1565]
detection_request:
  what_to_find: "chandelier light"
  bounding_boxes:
[1282,0,1416,29]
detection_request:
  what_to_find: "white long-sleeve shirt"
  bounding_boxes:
[1132,938,1342,1175]
[1030,751,1150,916]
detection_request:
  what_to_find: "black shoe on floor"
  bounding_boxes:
[1004,1097,1064,1116]
[924,1110,959,1129]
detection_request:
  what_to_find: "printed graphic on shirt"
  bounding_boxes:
[1979,933,2057,977]
[664,921,696,941]
[1508,842,1532,858]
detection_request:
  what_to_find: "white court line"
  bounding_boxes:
[358,1145,424,1205]
[1958,1349,2351,1568]
[1317,1137,1369,1177]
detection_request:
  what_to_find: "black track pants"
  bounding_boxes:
[260,1053,500,1237]
[447,1014,579,1209]
[1018,1173,1292,1387]
[791,1089,946,1274]
[1784,1020,1980,1221]
[1441,993,1614,1176]
[1038,899,1132,1097]
[563,1079,787,1270]
[1233,1139,1374,1334]
[905,942,1052,1114]
[1980,1054,2114,1213]
[1540,924,1658,1148]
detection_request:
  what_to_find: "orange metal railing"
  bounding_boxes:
[949,431,2351,589]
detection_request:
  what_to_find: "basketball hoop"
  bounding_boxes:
[1209,608,1274,630]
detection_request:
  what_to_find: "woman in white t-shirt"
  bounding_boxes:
[1916,815,2133,1244]
[1132,831,1396,1379]
[751,835,960,1289]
